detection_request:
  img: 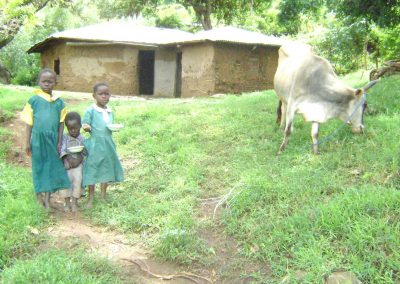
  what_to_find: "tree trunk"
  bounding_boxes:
[192,2,213,30]
[0,0,51,50]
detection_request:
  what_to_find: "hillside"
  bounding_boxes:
[0,74,399,283]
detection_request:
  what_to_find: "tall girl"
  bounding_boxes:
[21,68,70,209]
[82,83,124,208]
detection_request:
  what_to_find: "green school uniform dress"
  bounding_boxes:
[82,104,124,186]
[21,90,70,193]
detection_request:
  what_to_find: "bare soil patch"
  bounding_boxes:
[47,197,211,284]
[196,201,272,283]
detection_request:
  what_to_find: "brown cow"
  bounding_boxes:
[274,43,378,154]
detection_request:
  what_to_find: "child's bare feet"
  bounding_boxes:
[100,183,107,200]
[36,193,44,206]
[43,192,51,210]
[63,204,71,212]
[85,200,93,209]
[71,198,78,212]
[86,185,95,209]
[64,197,71,212]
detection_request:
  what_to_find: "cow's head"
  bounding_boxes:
[348,80,379,133]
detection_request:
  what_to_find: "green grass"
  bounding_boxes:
[0,162,47,269]
[0,87,47,269]
[0,249,121,284]
[88,74,399,282]
[0,74,399,282]
[0,85,32,120]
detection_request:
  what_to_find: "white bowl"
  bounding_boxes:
[107,123,124,132]
[67,146,84,153]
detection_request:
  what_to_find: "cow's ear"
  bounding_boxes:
[354,89,363,97]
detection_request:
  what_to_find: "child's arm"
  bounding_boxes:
[82,123,91,132]
[57,122,64,154]
[20,100,33,156]
[25,124,32,156]
[82,107,93,132]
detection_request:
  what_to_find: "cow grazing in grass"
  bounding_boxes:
[274,43,378,154]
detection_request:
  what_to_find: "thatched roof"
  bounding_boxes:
[28,22,287,53]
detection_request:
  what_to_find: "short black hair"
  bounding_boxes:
[65,112,81,125]
[93,82,109,93]
[37,68,57,83]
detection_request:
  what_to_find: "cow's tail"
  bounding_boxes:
[276,100,282,125]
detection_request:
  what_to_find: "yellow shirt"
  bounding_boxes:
[20,89,67,126]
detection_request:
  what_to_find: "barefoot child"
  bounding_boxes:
[21,68,70,209]
[82,83,124,208]
[59,112,86,212]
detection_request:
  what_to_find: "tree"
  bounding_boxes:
[327,0,400,29]
[0,0,69,49]
[0,0,100,85]
[277,0,325,34]
[94,0,160,19]
[278,0,400,35]
[176,0,264,30]
[95,0,265,30]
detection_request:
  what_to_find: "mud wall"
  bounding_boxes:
[181,43,215,97]
[41,42,139,95]
[213,43,279,94]
[154,48,177,97]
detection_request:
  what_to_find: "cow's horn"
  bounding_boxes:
[362,79,380,92]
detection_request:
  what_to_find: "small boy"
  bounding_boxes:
[59,112,86,212]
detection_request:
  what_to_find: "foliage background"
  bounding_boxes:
[0,0,399,84]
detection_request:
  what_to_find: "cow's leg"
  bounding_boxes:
[311,122,320,154]
[278,105,295,154]
[276,100,282,125]
[280,102,287,130]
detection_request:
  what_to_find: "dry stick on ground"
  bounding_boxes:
[212,182,244,219]
[121,258,212,283]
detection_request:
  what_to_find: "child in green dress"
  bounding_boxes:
[21,68,70,209]
[82,83,124,208]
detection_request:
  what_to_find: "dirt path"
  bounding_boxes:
[47,198,211,284]
[4,91,270,283]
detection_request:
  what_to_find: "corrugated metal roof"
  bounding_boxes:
[50,22,194,44]
[178,26,288,47]
[28,22,287,53]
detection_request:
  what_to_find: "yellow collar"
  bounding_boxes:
[35,89,61,102]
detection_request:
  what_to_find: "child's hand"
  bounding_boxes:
[82,123,91,132]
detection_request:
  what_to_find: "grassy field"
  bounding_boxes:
[0,73,399,283]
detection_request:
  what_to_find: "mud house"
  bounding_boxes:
[28,22,286,97]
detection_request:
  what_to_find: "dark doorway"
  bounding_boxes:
[138,50,155,95]
[174,52,182,98]
[54,59,60,75]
